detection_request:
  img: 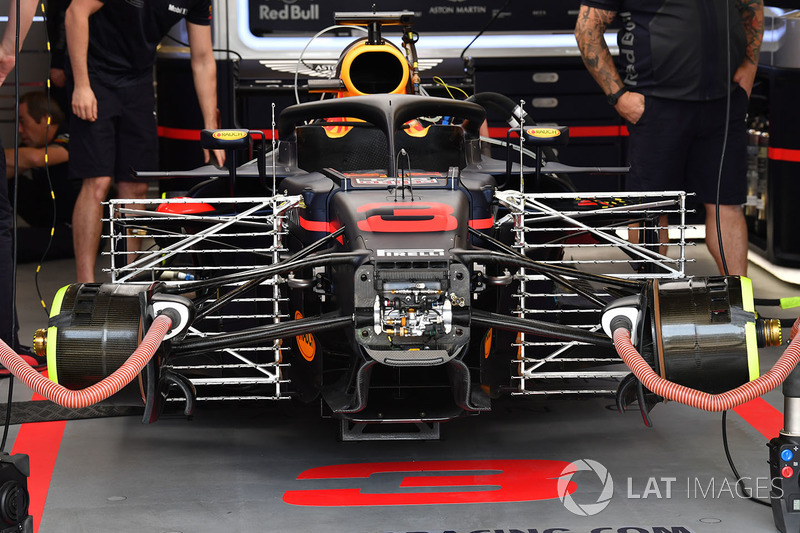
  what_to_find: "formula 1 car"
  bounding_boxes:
[13,11,794,441]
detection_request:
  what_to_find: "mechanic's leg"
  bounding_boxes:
[73,176,113,283]
[624,97,688,261]
[628,215,669,257]
[704,203,748,277]
[117,180,150,263]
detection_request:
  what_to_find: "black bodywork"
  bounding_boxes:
[55,92,692,436]
[153,94,632,425]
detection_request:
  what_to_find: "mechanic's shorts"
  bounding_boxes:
[625,87,748,205]
[68,81,158,182]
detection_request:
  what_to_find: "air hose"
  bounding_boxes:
[467,92,527,127]
[0,314,172,409]
[612,315,800,412]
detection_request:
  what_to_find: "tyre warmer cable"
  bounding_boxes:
[0,314,172,409]
[613,315,800,412]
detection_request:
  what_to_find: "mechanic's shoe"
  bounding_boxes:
[0,345,47,376]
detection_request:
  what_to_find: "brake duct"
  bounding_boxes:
[0,282,194,410]
[605,276,800,412]
[0,314,172,409]
[613,322,800,411]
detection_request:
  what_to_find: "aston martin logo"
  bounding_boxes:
[259,58,443,79]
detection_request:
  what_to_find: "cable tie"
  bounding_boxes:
[781,297,800,310]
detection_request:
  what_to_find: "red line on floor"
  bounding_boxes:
[10,375,67,533]
[733,397,784,440]
[1,379,785,529]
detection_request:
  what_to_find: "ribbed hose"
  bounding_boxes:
[0,314,172,409]
[613,316,800,412]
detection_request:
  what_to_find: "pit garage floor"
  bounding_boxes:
[4,243,800,533]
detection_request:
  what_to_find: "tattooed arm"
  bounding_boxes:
[733,0,764,97]
[575,4,644,124]
[575,5,622,95]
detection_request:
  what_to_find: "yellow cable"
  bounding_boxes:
[433,76,470,100]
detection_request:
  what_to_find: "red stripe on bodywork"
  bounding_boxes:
[357,202,457,233]
[156,198,214,215]
[733,397,784,440]
[11,374,67,533]
[298,217,343,243]
[298,216,336,233]
[469,218,494,229]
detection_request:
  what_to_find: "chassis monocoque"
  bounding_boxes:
[29,90,782,440]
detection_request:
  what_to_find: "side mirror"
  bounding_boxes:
[520,125,570,190]
[200,129,250,151]
[200,129,269,194]
[522,125,570,147]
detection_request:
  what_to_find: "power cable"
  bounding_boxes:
[715,0,733,278]
[33,0,58,318]
[2,0,25,454]
[293,25,368,105]
[459,0,511,60]
[721,410,771,507]
[716,0,773,510]
[162,32,243,62]
[718,0,740,505]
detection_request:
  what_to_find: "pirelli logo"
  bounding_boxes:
[377,249,445,258]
